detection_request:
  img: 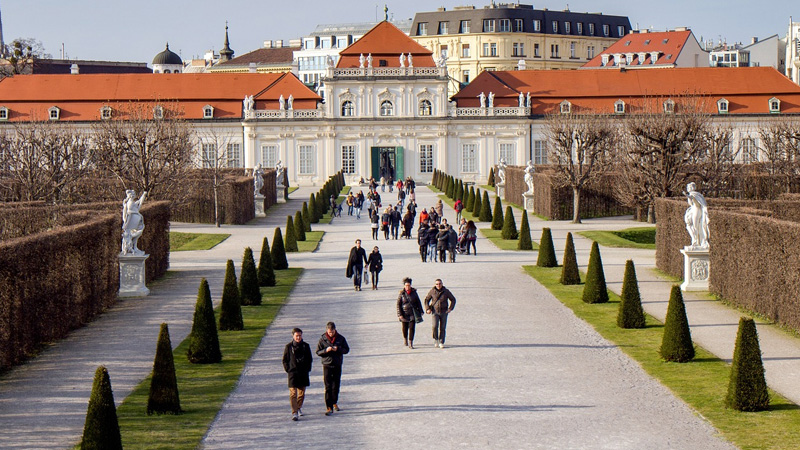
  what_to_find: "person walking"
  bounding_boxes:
[446,224,458,263]
[417,223,429,262]
[355,191,364,219]
[454,198,464,224]
[402,209,414,239]
[316,322,350,416]
[397,277,424,349]
[426,223,438,262]
[419,207,429,225]
[465,220,478,255]
[346,239,368,291]
[282,328,313,421]
[390,206,401,240]
[366,246,383,290]
[435,199,444,218]
[436,225,449,263]
[381,208,391,240]
[370,211,380,240]
[346,193,355,216]
[424,279,456,348]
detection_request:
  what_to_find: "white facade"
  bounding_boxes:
[786,22,800,84]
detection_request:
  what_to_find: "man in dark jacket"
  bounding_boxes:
[426,223,439,262]
[436,225,449,263]
[424,279,457,348]
[390,206,402,240]
[417,224,429,262]
[346,239,368,291]
[282,328,313,421]
[446,224,459,263]
[316,322,350,416]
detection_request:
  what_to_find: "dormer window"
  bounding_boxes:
[614,100,625,114]
[638,52,646,63]
[625,54,634,65]
[650,52,659,64]
[663,99,675,114]
[769,97,781,113]
[203,105,214,119]
[560,100,571,114]
[49,106,60,120]
[0,107,8,121]
[601,55,609,66]
[100,106,112,120]
[153,105,164,119]
[717,98,729,114]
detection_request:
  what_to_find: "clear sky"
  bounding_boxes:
[2,0,798,64]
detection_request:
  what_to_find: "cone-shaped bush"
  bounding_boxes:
[284,216,299,252]
[447,176,455,198]
[517,211,533,250]
[560,232,581,285]
[466,186,475,212]
[501,206,518,240]
[294,211,306,241]
[617,260,646,329]
[660,285,695,363]
[582,241,609,304]
[472,188,482,216]
[239,247,262,306]
[726,317,769,411]
[81,366,122,450]
[537,228,557,267]
[302,202,312,231]
[271,227,289,270]
[257,237,276,286]
[187,278,222,363]
[491,197,504,230]
[488,167,495,187]
[479,191,492,222]
[455,180,463,202]
[147,323,182,415]
[315,191,326,216]
[309,194,319,223]
[219,260,244,329]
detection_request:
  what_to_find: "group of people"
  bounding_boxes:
[396,277,456,349]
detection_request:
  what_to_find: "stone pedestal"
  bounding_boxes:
[254,194,265,216]
[277,184,287,203]
[680,247,710,292]
[522,192,534,211]
[119,254,150,297]
[495,183,505,200]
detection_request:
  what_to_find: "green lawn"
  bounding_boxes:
[480,228,538,251]
[169,232,230,251]
[579,227,656,250]
[297,230,324,252]
[317,186,351,224]
[524,265,800,450]
[112,268,303,450]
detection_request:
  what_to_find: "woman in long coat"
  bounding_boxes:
[346,239,368,291]
[397,277,424,349]
[366,246,383,290]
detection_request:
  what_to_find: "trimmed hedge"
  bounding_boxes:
[219,260,244,330]
[501,205,518,240]
[147,323,182,415]
[518,212,533,250]
[660,285,695,363]
[81,366,122,450]
[617,260,646,329]
[186,278,222,364]
[560,232,581,285]
[582,241,609,304]
[726,317,769,412]
[171,172,255,225]
[537,228,557,267]
[491,197,504,230]
[239,248,262,306]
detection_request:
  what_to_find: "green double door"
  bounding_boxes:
[371,146,404,181]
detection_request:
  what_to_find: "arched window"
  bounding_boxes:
[559,100,571,114]
[614,99,625,114]
[341,100,354,117]
[153,105,164,119]
[380,100,394,117]
[419,99,432,116]
[164,69,171,74]
[663,99,675,114]
[769,97,781,114]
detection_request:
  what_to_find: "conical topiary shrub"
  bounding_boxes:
[271,227,289,270]
[257,237,276,287]
[560,232,581,285]
[660,285,695,363]
[294,211,306,241]
[488,167,495,187]
[187,278,222,364]
[582,241,609,304]
[501,206,518,240]
[726,317,769,411]
[517,211,533,250]
[81,366,122,450]
[537,228,557,267]
[302,202,312,232]
[219,260,244,329]
[147,323,182,415]
[239,247,262,306]
[617,260,646,329]
[491,197,504,230]
[479,191,492,222]
[455,180,463,202]
[472,188,482,217]
[315,190,326,217]
[309,194,319,223]
[466,186,475,212]
[284,216,299,252]
[447,176,455,198]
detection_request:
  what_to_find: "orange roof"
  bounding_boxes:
[0,72,321,121]
[336,21,435,68]
[583,30,694,68]
[453,67,800,114]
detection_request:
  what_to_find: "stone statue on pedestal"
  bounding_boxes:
[408,54,413,67]
[684,182,710,249]
[275,160,286,187]
[497,158,507,185]
[488,92,495,108]
[399,53,406,67]
[524,160,535,194]
[518,92,524,108]
[288,95,294,110]
[253,163,264,195]
[367,53,373,68]
[479,92,486,108]
[279,95,285,111]
[359,53,365,68]
[121,190,147,256]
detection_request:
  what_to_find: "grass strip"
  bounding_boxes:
[169,232,230,251]
[578,227,655,250]
[113,268,303,450]
[480,228,538,251]
[524,265,800,450]
[318,187,351,224]
[297,231,324,252]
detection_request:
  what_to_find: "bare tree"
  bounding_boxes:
[1,38,51,77]
[544,110,615,223]
[196,129,242,227]
[757,116,800,178]
[92,101,194,200]
[693,125,740,198]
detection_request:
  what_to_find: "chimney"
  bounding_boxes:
[751,37,759,44]
[70,63,79,74]
[263,40,273,48]
[249,62,257,73]
[276,39,284,48]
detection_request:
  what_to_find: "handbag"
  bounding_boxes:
[364,270,369,283]
[413,308,424,323]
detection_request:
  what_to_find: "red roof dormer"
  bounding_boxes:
[336,21,435,68]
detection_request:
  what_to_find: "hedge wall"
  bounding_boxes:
[171,172,255,225]
[0,201,170,370]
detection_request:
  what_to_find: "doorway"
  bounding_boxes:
[370,146,404,181]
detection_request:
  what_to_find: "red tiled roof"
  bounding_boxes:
[337,21,435,68]
[0,72,321,121]
[217,47,300,66]
[583,30,693,68]
[453,67,800,114]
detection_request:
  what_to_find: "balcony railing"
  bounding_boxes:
[244,109,322,119]
[327,66,447,78]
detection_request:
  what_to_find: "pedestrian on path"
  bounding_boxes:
[316,322,350,416]
[426,223,438,262]
[370,212,380,240]
[282,328,313,421]
[402,209,414,239]
[465,220,477,255]
[346,239,368,291]
[418,223,429,262]
[454,198,464,224]
[424,279,456,348]
[435,199,444,218]
[366,246,383,290]
[436,224,449,263]
[381,208,391,240]
[397,277,424,349]
[446,224,458,263]
[390,206,401,239]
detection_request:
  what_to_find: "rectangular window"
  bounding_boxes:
[483,43,498,57]
[461,143,477,173]
[512,42,525,57]
[618,25,625,36]
[227,143,241,168]
[603,24,610,36]
[533,19,541,32]
[298,145,315,174]
[201,143,217,169]
[0,108,7,120]
[552,21,558,33]
[337,38,347,48]
[439,21,449,34]
[515,19,524,32]
[570,42,576,58]
[418,22,428,35]
[551,44,559,58]
[261,145,278,168]
[565,22,571,34]
[741,138,759,163]
[577,22,583,34]
[534,43,540,57]
[463,70,470,83]
[341,145,356,174]
[419,144,434,173]
[499,143,516,165]
[461,44,470,58]
[587,45,595,59]
[483,19,494,32]
[499,19,511,32]
[460,20,471,33]
[533,140,548,165]
[588,23,595,35]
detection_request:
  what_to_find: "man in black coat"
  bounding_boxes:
[446,224,459,263]
[417,224,429,262]
[316,322,350,416]
[346,239,368,291]
[436,225,449,263]
[424,279,457,348]
[390,206,402,240]
[282,328,313,421]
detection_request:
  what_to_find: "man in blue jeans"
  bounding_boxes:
[424,279,456,348]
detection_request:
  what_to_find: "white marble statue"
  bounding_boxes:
[288,94,294,110]
[253,163,264,195]
[684,182,710,249]
[479,92,486,108]
[367,53,373,68]
[279,95,285,110]
[497,158,507,185]
[524,160,535,194]
[121,190,147,255]
[399,53,406,67]
[326,55,335,67]
[243,95,254,112]
[407,54,413,67]
[526,92,531,108]
[359,53,365,68]
[518,92,525,107]
[488,92,495,108]
[275,160,285,186]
